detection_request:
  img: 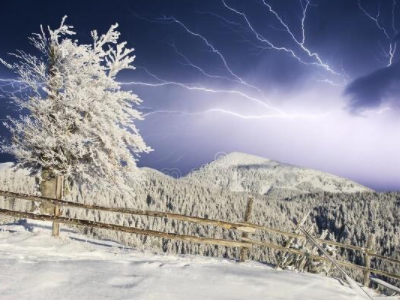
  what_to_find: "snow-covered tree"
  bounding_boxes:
[0,17,152,192]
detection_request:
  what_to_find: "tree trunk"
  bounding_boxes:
[38,169,58,215]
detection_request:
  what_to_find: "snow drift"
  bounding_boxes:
[0,220,369,300]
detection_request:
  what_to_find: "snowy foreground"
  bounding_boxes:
[0,221,368,300]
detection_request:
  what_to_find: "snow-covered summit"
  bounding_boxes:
[207,152,274,168]
[183,152,371,197]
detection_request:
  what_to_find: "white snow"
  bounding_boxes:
[1,18,151,192]
[0,220,364,300]
[0,163,15,173]
[209,152,273,168]
[184,152,371,196]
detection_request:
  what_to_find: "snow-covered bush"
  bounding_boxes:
[0,17,151,191]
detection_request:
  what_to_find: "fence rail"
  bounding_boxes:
[0,208,250,248]
[0,189,399,283]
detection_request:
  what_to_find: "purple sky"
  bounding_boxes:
[0,0,399,191]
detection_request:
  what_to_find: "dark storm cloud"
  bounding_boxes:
[345,62,400,113]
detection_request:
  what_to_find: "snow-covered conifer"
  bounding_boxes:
[0,17,151,191]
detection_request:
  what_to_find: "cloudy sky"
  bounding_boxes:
[0,0,399,191]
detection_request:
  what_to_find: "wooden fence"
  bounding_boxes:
[0,189,399,285]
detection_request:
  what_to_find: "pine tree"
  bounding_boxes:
[0,17,152,192]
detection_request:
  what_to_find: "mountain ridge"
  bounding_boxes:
[181,152,371,197]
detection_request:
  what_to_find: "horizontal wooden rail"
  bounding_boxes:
[245,222,400,265]
[1,190,399,265]
[1,206,398,282]
[0,207,252,249]
[241,237,400,281]
[0,190,256,233]
[244,222,371,252]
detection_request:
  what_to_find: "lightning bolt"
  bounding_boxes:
[316,79,343,87]
[388,42,397,66]
[126,6,345,121]
[124,66,286,116]
[358,0,390,38]
[158,16,268,98]
[392,0,398,33]
[221,0,346,85]
[169,42,244,86]
[130,12,267,95]
[142,108,329,120]
[358,0,398,66]
[363,106,392,115]
[196,11,250,33]
[123,67,334,120]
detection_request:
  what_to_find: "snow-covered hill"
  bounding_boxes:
[0,220,367,300]
[182,152,371,197]
[1,161,399,289]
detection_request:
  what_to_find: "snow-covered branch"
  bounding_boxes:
[0,17,152,192]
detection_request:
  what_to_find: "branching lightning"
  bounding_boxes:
[196,11,249,33]
[142,108,329,120]
[169,42,244,86]
[125,1,349,121]
[358,0,398,66]
[122,66,286,116]
[221,0,346,85]
[358,0,390,38]
[122,66,334,119]
[392,0,398,33]
[158,16,267,98]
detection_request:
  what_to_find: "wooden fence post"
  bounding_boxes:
[52,175,63,237]
[240,197,253,262]
[363,235,373,287]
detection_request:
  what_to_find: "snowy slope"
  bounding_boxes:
[183,152,371,197]
[2,161,399,288]
[0,220,364,300]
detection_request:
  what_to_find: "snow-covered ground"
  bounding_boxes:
[0,220,366,300]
